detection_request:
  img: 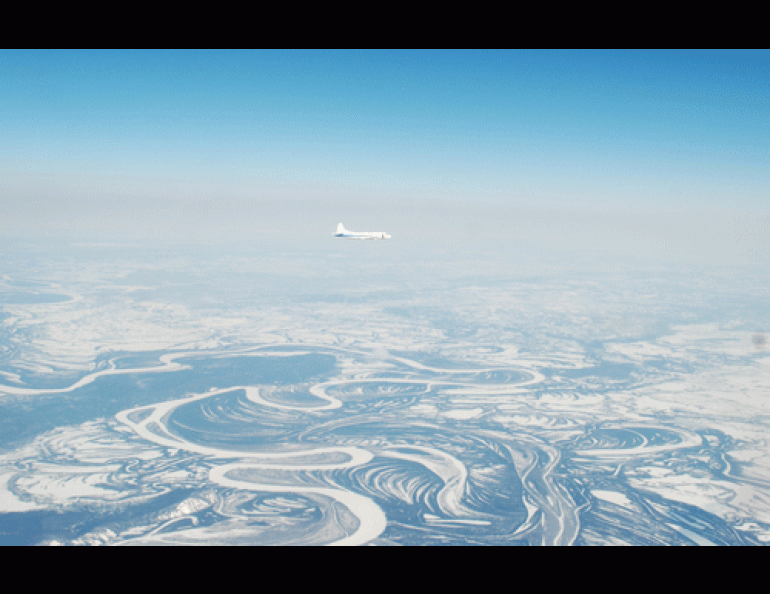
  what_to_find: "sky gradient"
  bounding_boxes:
[1,49,767,245]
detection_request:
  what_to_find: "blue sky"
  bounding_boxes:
[1,50,767,240]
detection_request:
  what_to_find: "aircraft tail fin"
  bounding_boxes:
[337,223,346,234]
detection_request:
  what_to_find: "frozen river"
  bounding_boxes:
[1,239,768,545]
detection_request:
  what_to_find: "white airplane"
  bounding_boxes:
[335,223,391,240]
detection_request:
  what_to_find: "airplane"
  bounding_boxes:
[335,223,391,240]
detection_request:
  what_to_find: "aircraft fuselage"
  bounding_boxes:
[335,223,391,240]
